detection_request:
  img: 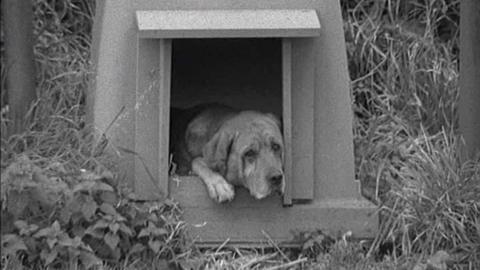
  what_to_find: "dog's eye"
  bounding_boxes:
[271,143,281,152]
[244,149,257,159]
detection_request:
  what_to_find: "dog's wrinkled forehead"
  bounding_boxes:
[231,112,283,150]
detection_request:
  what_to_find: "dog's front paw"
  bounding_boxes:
[206,176,235,203]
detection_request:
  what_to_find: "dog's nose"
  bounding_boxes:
[269,173,283,187]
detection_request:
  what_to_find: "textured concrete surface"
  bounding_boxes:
[136,9,320,38]
[460,0,480,155]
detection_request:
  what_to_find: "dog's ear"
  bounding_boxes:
[266,113,282,130]
[202,130,236,176]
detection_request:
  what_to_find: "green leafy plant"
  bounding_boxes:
[296,230,335,259]
[0,155,186,269]
[33,220,100,268]
[83,202,134,260]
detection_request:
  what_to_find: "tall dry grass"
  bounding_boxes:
[344,0,461,199]
[343,0,479,265]
[0,0,108,173]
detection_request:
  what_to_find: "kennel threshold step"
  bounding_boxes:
[136,9,321,38]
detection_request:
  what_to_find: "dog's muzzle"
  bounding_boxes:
[268,172,284,194]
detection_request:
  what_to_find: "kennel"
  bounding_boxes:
[87,0,377,244]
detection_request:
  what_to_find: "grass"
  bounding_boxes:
[1,0,479,269]
[1,0,100,170]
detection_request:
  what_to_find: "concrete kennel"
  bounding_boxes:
[88,0,377,244]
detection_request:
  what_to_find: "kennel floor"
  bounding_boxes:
[168,176,377,245]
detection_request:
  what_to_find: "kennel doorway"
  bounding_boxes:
[89,1,377,245]
[135,10,318,208]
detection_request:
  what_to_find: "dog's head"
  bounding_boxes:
[203,111,284,199]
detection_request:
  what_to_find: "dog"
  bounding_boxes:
[170,104,285,203]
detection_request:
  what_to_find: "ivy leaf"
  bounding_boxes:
[124,205,137,220]
[148,239,161,253]
[13,220,28,230]
[71,223,86,238]
[94,182,115,192]
[85,227,105,239]
[99,203,117,216]
[103,232,120,250]
[60,196,83,223]
[59,207,72,224]
[79,251,102,269]
[69,196,84,213]
[73,181,95,193]
[73,181,113,193]
[148,213,159,223]
[303,239,314,250]
[179,258,203,270]
[109,223,119,234]
[138,228,149,238]
[46,238,57,249]
[128,243,145,255]
[14,221,39,236]
[81,199,98,220]
[57,234,74,247]
[34,227,52,238]
[154,227,168,236]
[156,259,170,270]
[119,223,133,236]
[43,248,58,265]
[69,248,81,259]
[1,234,27,255]
[33,222,58,241]
[51,221,61,232]
[7,191,30,217]
[70,236,84,249]
[100,191,118,204]
[91,219,109,230]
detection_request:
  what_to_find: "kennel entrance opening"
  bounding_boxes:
[135,10,320,205]
[169,37,284,197]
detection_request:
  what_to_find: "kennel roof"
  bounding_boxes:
[136,9,321,38]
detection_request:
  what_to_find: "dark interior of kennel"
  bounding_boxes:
[170,38,282,112]
[169,38,283,172]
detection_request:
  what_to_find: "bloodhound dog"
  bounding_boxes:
[170,104,285,203]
